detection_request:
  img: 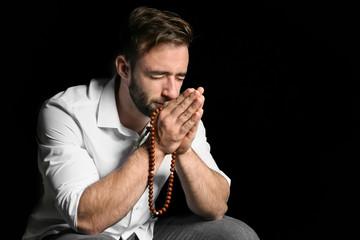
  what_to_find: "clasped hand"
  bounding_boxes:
[155,87,205,155]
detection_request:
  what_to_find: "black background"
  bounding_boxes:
[7,0,359,239]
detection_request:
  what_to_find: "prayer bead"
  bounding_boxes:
[147,107,176,216]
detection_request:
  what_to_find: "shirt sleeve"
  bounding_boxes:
[191,121,231,186]
[37,97,100,230]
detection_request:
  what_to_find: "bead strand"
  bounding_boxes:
[148,107,176,215]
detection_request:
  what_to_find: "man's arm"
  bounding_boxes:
[155,87,229,220]
[76,142,165,235]
[176,149,230,220]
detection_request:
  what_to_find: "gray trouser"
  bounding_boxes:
[154,214,259,240]
[43,214,259,240]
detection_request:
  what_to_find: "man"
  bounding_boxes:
[23,6,259,240]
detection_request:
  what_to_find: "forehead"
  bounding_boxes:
[136,43,189,73]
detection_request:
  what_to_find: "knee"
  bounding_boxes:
[211,216,260,240]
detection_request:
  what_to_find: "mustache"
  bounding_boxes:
[153,97,173,107]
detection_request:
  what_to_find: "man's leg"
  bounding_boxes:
[153,214,260,240]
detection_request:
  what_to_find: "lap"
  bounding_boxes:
[42,214,259,240]
[154,214,260,240]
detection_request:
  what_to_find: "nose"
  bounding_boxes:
[161,76,178,100]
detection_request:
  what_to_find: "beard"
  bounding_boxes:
[128,76,156,117]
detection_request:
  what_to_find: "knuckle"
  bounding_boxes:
[173,96,181,105]
[162,117,178,136]
[161,115,171,128]
[182,122,194,134]
[178,102,187,111]
[185,88,195,96]
[192,98,202,108]
[182,109,192,118]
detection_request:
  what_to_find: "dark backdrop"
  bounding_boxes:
[9,1,358,239]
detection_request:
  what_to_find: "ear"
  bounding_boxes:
[115,55,131,84]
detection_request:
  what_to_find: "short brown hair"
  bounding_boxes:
[119,6,193,67]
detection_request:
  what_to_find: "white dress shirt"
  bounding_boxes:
[23,77,230,240]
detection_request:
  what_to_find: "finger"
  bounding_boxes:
[199,94,205,109]
[195,88,205,108]
[182,97,204,137]
[173,92,204,128]
[196,86,204,95]
[180,108,203,136]
[187,108,203,136]
[164,88,195,113]
[174,91,204,123]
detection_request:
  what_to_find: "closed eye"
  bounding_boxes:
[176,75,186,81]
[146,71,187,81]
[176,73,186,81]
[147,71,166,80]
[150,74,165,79]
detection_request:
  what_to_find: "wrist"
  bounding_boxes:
[177,147,194,159]
[154,144,166,161]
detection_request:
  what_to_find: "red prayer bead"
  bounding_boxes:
[147,107,176,216]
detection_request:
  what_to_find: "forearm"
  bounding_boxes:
[77,143,165,234]
[175,149,230,220]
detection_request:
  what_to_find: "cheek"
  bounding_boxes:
[142,80,164,100]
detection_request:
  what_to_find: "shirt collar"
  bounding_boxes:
[97,77,137,137]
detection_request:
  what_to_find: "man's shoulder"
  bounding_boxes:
[47,78,109,108]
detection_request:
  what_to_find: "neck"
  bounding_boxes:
[116,78,149,135]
